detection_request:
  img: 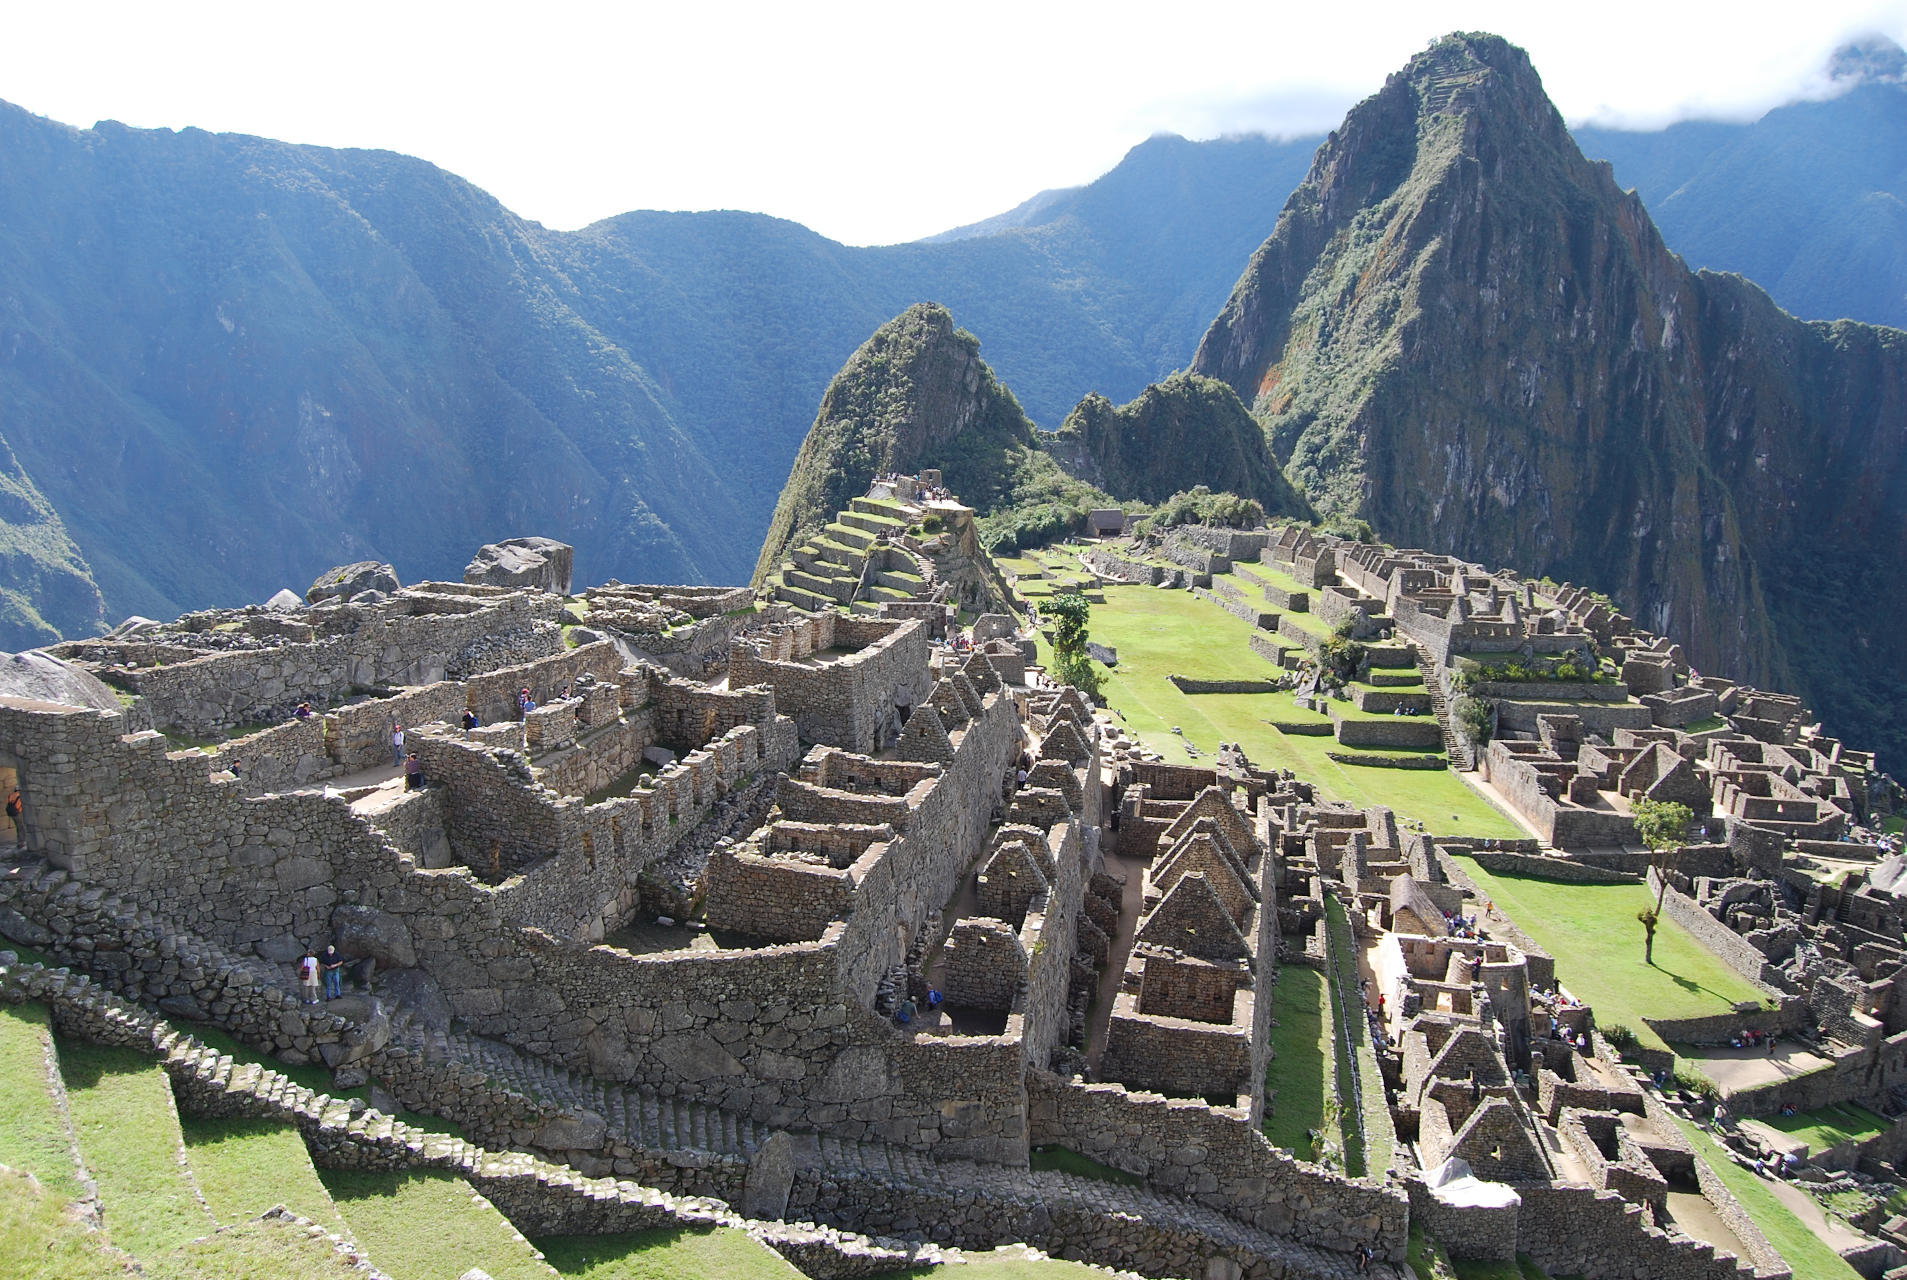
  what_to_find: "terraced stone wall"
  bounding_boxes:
[83,592,569,737]
[729,617,931,754]
[1025,1072,1408,1257]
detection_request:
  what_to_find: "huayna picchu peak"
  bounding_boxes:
[1193,30,1907,772]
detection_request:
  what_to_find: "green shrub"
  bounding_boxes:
[1454,695,1493,745]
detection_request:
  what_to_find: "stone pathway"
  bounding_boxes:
[1763,1174,1869,1254]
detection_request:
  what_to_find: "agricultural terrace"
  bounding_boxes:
[1455,857,1774,1058]
[1004,549,1522,839]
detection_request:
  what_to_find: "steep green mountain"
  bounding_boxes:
[1574,37,1907,330]
[751,304,1108,584]
[1046,372,1311,516]
[0,431,106,646]
[1191,32,1907,768]
[0,107,1320,647]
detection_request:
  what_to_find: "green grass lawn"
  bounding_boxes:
[1672,1117,1861,1279]
[1078,584,1523,838]
[319,1169,557,1280]
[58,1039,214,1257]
[1264,965,1331,1154]
[0,1168,137,1280]
[147,1214,383,1280]
[1453,858,1772,1056]
[181,1116,351,1236]
[0,1003,82,1200]
[537,1226,801,1279]
[1757,1102,1890,1155]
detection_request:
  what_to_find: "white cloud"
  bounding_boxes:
[0,1,1902,244]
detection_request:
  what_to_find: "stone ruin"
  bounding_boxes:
[0,534,1416,1278]
[15,506,1894,1278]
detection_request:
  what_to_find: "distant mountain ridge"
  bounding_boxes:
[0,108,1320,646]
[1575,36,1907,330]
[7,38,1907,662]
[1190,32,1907,768]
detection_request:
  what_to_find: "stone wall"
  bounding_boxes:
[0,958,942,1280]
[703,847,857,942]
[1514,1182,1773,1280]
[90,591,568,737]
[729,617,931,754]
[1467,852,1639,884]
[1647,869,1789,995]
[941,918,1027,1011]
[1403,1178,1520,1262]
[0,697,1036,1159]
[1025,1072,1408,1259]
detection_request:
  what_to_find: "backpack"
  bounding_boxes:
[5,792,19,819]
[299,956,317,981]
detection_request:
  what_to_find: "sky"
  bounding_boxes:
[2,1,1904,246]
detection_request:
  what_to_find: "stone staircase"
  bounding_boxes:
[769,497,946,615]
[1407,639,1472,768]
[364,1013,1400,1276]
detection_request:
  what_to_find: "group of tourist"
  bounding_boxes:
[1730,1028,1780,1054]
[1442,909,1482,940]
[296,943,347,1003]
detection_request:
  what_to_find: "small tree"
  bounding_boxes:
[1453,695,1493,746]
[1633,798,1694,964]
[1046,592,1103,701]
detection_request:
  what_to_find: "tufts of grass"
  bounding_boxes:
[1076,583,1522,837]
[1027,1145,1145,1186]
[1756,1102,1888,1155]
[0,1166,137,1280]
[1672,1117,1861,1279]
[1263,965,1331,1154]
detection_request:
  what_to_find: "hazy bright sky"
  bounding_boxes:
[3,1,1904,245]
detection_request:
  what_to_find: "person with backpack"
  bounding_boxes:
[4,789,21,848]
[298,949,321,1004]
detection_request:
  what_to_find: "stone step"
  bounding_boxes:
[838,509,904,537]
[823,522,874,551]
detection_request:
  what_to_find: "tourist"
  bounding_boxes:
[5,788,21,849]
[462,709,480,731]
[298,949,321,1005]
[896,996,917,1025]
[405,752,425,790]
[320,944,345,1000]
[391,722,405,768]
[1353,1243,1374,1272]
[293,702,314,721]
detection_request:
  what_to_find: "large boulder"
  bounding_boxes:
[464,538,574,595]
[330,904,417,969]
[0,652,123,714]
[307,561,400,604]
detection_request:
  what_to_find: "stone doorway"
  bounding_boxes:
[0,764,21,850]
